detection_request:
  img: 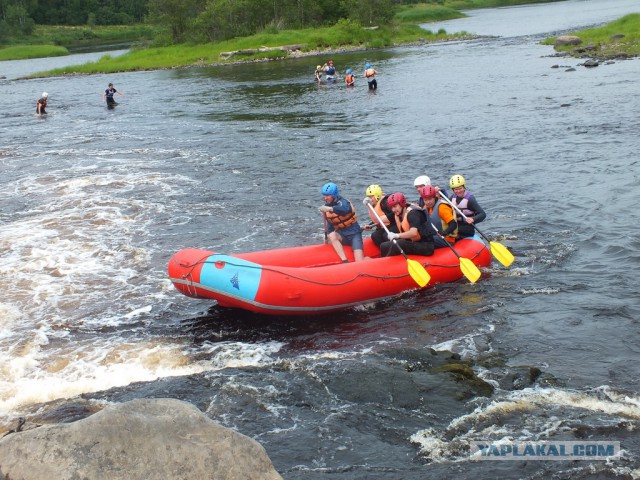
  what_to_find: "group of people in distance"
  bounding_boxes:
[35,83,124,115]
[314,59,380,90]
[319,175,486,263]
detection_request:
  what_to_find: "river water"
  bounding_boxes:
[1,0,640,477]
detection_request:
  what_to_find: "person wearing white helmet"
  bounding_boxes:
[447,174,486,238]
[315,65,323,82]
[103,82,125,108]
[413,175,449,209]
[36,92,48,115]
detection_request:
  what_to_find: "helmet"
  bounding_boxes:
[365,184,383,200]
[387,192,407,209]
[42,92,48,98]
[449,174,466,189]
[413,175,431,187]
[346,69,352,74]
[321,182,339,198]
[316,65,322,70]
[365,63,371,68]
[420,185,437,199]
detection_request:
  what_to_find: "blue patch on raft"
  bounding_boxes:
[199,254,262,302]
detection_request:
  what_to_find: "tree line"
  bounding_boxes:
[1,0,410,43]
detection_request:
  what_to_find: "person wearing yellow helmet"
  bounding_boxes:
[315,65,323,82]
[447,174,486,238]
[362,184,399,248]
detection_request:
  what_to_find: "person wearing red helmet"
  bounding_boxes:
[322,60,337,82]
[419,185,458,248]
[319,182,364,263]
[379,192,435,257]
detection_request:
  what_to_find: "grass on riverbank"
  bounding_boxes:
[0,24,158,61]
[543,13,640,58]
[0,44,69,61]
[34,22,469,76]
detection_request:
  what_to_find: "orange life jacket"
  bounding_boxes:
[345,74,354,85]
[394,206,422,242]
[365,68,376,78]
[326,200,358,229]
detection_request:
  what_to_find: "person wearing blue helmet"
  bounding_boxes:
[319,182,365,263]
[364,63,379,90]
[345,69,355,87]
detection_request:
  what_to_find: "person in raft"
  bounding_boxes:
[419,185,458,249]
[36,92,48,115]
[323,60,337,82]
[362,184,398,248]
[315,65,323,82]
[364,63,379,90]
[345,69,355,87]
[319,182,365,263]
[447,174,486,238]
[103,83,125,107]
[412,175,449,209]
[379,192,435,257]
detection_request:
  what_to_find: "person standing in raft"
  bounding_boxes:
[362,184,397,248]
[323,60,337,82]
[345,69,355,87]
[379,192,435,257]
[103,83,125,108]
[364,63,379,90]
[36,92,48,115]
[315,65,323,82]
[419,185,458,249]
[447,174,486,238]
[319,182,365,263]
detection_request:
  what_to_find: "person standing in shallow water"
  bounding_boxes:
[364,63,379,90]
[36,92,48,115]
[103,83,124,108]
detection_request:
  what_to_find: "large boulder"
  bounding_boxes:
[555,35,582,46]
[0,398,282,480]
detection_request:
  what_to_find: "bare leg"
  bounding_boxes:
[354,249,365,262]
[328,232,347,262]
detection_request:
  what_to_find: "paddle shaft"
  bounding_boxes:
[322,213,328,244]
[429,222,460,258]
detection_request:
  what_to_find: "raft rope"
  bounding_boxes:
[170,246,486,288]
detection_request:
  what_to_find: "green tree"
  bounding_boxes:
[147,0,203,43]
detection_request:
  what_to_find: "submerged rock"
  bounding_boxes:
[0,398,282,480]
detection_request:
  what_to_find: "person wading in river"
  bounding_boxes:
[103,83,125,108]
[36,92,48,115]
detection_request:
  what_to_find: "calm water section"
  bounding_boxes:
[1,0,640,477]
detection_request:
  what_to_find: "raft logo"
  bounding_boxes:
[470,441,620,461]
[230,272,240,290]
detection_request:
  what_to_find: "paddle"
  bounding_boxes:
[429,222,481,283]
[322,212,329,244]
[365,202,430,287]
[438,192,514,267]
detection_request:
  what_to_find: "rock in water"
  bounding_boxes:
[0,398,282,480]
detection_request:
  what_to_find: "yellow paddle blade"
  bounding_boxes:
[459,257,482,284]
[407,259,430,287]
[489,241,515,267]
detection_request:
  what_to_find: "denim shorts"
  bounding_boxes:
[341,231,364,251]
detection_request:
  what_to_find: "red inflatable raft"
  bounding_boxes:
[168,236,491,315]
